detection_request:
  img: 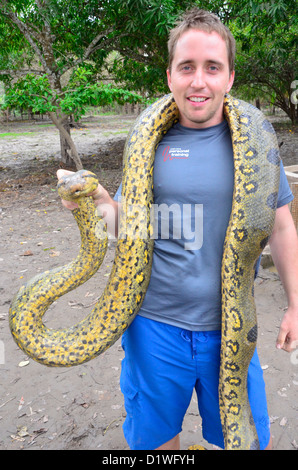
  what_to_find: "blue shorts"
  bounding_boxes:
[120,315,271,450]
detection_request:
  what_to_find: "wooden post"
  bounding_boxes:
[261,167,298,269]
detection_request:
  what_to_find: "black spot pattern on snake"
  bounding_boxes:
[262,119,275,134]
[260,236,270,250]
[267,148,280,165]
[247,325,258,343]
[267,192,278,209]
[245,147,258,160]
[243,181,258,194]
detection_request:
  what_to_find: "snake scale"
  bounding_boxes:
[9,94,280,450]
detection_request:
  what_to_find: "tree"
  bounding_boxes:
[1,0,229,167]
[228,0,298,123]
[3,71,143,169]
[0,0,145,168]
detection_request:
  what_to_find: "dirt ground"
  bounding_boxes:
[0,111,297,451]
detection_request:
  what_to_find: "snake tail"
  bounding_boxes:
[9,170,108,365]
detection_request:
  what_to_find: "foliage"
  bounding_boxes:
[228,0,297,122]
[0,0,151,166]
[3,72,144,120]
[0,0,297,125]
[0,0,230,95]
[107,0,231,95]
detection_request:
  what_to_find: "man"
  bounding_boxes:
[58,9,298,450]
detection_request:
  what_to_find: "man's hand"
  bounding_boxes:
[57,169,77,210]
[276,307,298,352]
[57,169,120,238]
[57,169,104,210]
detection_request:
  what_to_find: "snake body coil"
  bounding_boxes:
[9,94,280,449]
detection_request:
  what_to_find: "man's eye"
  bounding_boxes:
[182,65,192,71]
[209,65,218,72]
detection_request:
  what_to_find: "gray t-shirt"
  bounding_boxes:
[115,120,293,331]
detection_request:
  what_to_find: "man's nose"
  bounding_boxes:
[191,69,206,88]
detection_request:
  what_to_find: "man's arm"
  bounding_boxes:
[269,204,298,352]
[57,169,120,238]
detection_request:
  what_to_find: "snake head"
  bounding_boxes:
[57,169,99,201]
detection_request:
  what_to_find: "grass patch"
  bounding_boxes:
[102,130,129,137]
[0,132,35,138]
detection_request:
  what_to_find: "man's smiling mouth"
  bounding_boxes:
[188,96,209,103]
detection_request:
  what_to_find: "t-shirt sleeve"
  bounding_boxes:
[114,183,122,201]
[278,160,293,208]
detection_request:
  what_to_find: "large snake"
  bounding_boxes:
[9,94,280,450]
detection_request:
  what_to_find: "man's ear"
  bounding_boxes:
[226,70,235,93]
[167,69,173,92]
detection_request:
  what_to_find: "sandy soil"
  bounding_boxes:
[0,112,297,451]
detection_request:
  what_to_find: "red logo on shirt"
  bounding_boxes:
[163,146,189,162]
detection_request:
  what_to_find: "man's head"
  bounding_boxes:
[168,8,236,75]
[166,8,236,129]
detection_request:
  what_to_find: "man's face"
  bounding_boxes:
[167,29,235,129]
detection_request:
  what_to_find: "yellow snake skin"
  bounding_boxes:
[9,94,280,450]
[220,97,280,449]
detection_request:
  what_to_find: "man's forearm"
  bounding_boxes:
[269,205,298,309]
[269,204,298,350]
[92,186,120,238]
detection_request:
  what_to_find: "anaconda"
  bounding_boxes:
[9,93,280,449]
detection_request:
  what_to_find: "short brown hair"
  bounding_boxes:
[168,8,236,73]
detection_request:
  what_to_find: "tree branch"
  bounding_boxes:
[0,1,60,91]
[82,27,114,61]
[0,1,45,64]
[0,69,43,77]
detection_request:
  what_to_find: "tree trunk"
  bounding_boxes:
[287,101,297,125]
[292,103,298,125]
[59,117,73,166]
[49,112,83,170]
